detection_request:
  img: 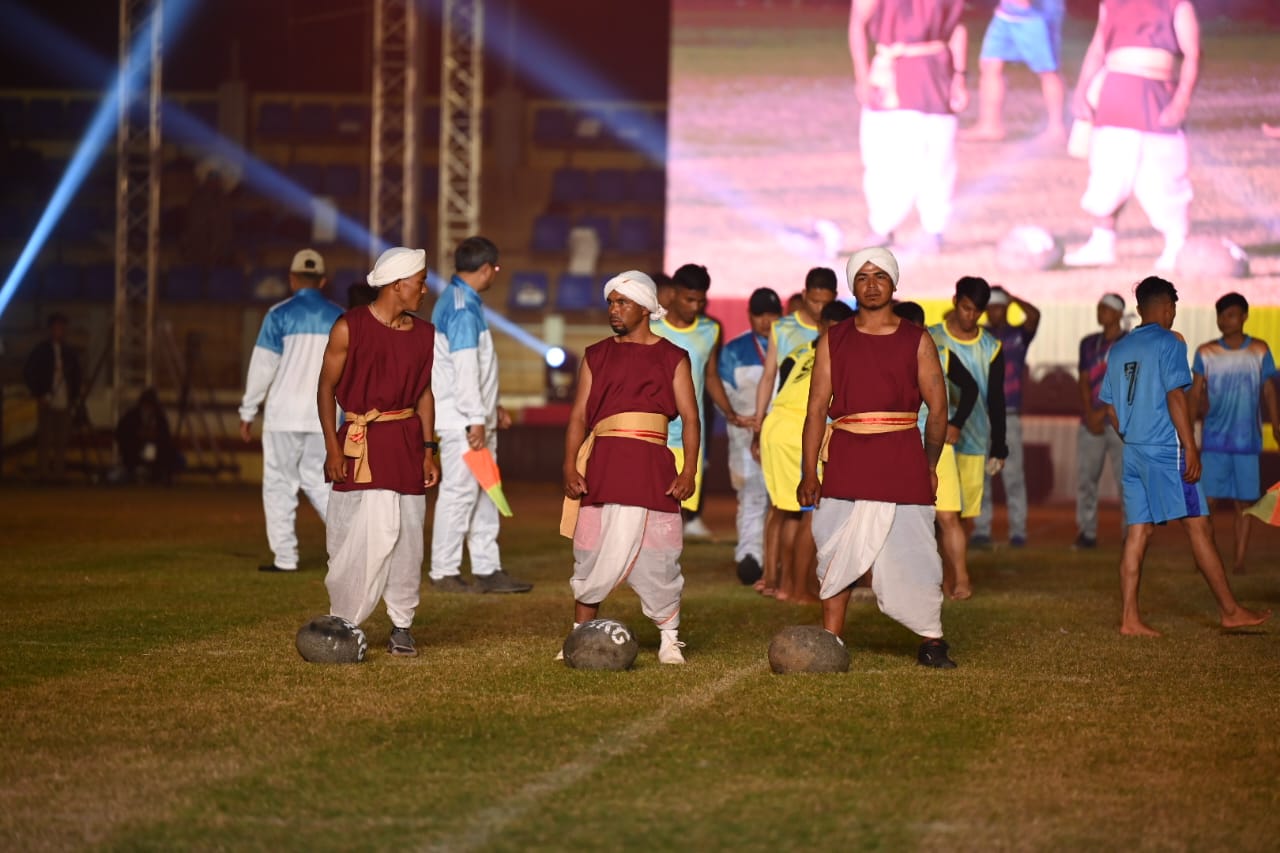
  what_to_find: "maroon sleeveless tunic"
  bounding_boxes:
[867,0,964,116]
[1093,0,1183,134]
[332,306,435,495]
[822,318,934,506]
[582,337,687,513]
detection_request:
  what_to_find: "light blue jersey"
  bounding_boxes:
[770,313,820,365]
[1100,323,1191,447]
[651,315,720,449]
[1193,336,1277,455]
[929,323,1001,456]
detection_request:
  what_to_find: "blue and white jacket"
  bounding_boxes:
[431,275,499,431]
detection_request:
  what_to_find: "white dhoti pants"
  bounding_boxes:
[430,428,502,579]
[262,430,330,570]
[812,498,944,639]
[860,108,958,237]
[728,424,767,563]
[1081,125,1191,239]
[325,489,425,629]
[571,504,684,629]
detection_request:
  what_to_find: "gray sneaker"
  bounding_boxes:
[473,570,533,594]
[431,575,474,593]
[387,627,418,657]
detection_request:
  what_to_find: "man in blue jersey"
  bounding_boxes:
[239,249,344,573]
[719,287,783,583]
[929,276,1007,600]
[1189,292,1280,574]
[430,236,533,594]
[651,263,746,538]
[1100,276,1270,636]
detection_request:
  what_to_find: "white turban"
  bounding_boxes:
[603,270,666,320]
[367,247,426,287]
[845,247,900,292]
[1099,293,1125,313]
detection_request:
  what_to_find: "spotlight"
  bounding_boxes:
[544,346,566,369]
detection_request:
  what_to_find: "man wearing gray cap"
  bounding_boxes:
[239,248,344,573]
[1075,293,1127,548]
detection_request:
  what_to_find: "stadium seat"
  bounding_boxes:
[590,169,631,205]
[256,101,293,138]
[183,99,219,130]
[295,103,334,137]
[532,107,572,146]
[82,264,114,302]
[207,266,248,302]
[288,163,325,194]
[554,273,599,312]
[0,203,30,244]
[330,267,364,291]
[613,108,666,151]
[42,264,81,301]
[550,168,590,204]
[27,97,65,139]
[335,103,370,138]
[574,214,613,250]
[530,213,570,252]
[632,169,665,204]
[164,266,205,301]
[324,164,361,199]
[63,99,95,136]
[615,216,657,254]
[0,95,25,138]
[248,267,289,303]
[507,271,550,312]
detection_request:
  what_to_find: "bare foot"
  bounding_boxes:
[752,579,767,592]
[949,584,973,601]
[1221,607,1272,629]
[959,125,1006,141]
[1120,619,1162,637]
[760,586,777,598]
[774,589,790,602]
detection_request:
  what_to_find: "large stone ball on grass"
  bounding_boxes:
[995,225,1064,272]
[296,615,368,664]
[768,625,850,674]
[1177,236,1249,279]
[562,619,639,671]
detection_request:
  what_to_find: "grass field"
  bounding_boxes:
[3,482,1280,851]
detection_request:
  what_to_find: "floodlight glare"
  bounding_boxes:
[544,346,567,369]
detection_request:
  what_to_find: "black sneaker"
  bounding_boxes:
[917,638,957,669]
[387,627,418,657]
[970,534,993,549]
[736,555,763,585]
[473,570,533,594]
[1073,533,1097,550]
[258,564,296,573]
[430,575,475,593]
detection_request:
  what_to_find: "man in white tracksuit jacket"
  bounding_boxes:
[239,248,344,572]
[429,236,533,593]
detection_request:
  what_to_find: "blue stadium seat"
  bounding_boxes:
[532,107,572,146]
[296,103,334,137]
[42,265,81,301]
[616,216,657,254]
[0,96,25,138]
[248,267,290,303]
[330,267,365,290]
[288,163,325,193]
[257,101,293,138]
[613,108,666,150]
[530,213,570,252]
[27,97,65,139]
[575,214,613,250]
[335,103,370,138]
[550,168,590,204]
[183,99,219,129]
[324,164,361,199]
[164,266,205,301]
[63,99,95,136]
[590,169,631,204]
[632,169,665,204]
[554,273,599,312]
[207,267,248,302]
[507,271,550,312]
[82,264,114,302]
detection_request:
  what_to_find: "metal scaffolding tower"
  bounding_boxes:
[113,0,163,424]
[369,0,422,260]
[437,0,484,276]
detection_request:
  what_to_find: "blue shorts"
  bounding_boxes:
[1200,451,1261,501]
[979,1,1064,74]
[1121,443,1208,525]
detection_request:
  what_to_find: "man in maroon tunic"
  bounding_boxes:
[798,247,956,668]
[317,247,440,657]
[561,271,701,665]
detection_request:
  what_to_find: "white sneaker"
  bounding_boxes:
[683,517,712,539]
[658,632,686,665]
[554,648,564,661]
[1064,230,1117,267]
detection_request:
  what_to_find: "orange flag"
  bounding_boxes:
[462,447,514,517]
[1244,480,1280,527]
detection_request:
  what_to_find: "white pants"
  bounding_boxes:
[325,489,425,629]
[430,428,501,579]
[812,498,944,639]
[860,108,957,237]
[571,504,684,629]
[728,423,768,562]
[976,412,1027,540]
[1081,126,1191,239]
[262,430,330,570]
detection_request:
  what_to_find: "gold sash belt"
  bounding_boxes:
[869,40,948,110]
[343,407,415,484]
[560,411,669,538]
[819,411,918,462]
